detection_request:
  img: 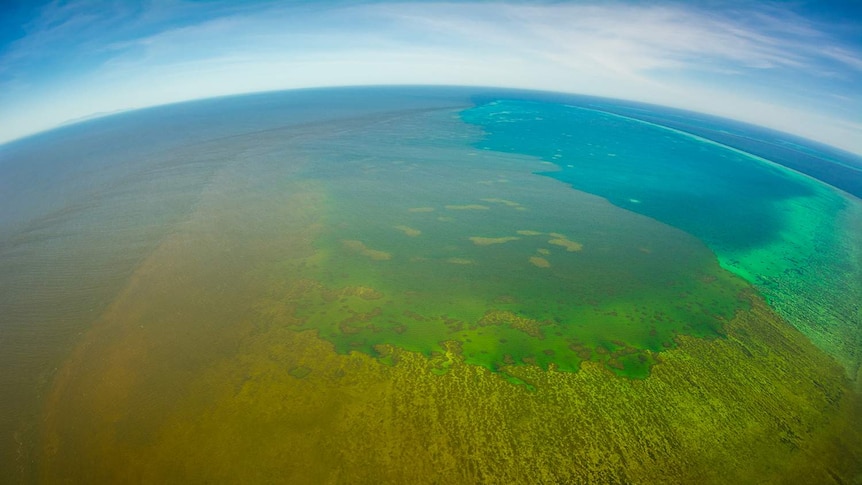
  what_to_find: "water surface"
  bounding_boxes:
[0,87,860,483]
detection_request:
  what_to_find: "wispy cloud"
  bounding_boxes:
[375,2,852,74]
[1,0,860,153]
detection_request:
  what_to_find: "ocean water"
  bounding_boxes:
[281,106,748,382]
[1,86,860,482]
[462,98,862,383]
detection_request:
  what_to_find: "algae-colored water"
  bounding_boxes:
[1,87,860,483]
[262,108,750,381]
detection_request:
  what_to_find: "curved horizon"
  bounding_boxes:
[1,0,861,154]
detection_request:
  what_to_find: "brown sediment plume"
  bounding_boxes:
[342,240,392,261]
[469,236,520,246]
[517,230,543,236]
[445,258,475,265]
[537,248,550,255]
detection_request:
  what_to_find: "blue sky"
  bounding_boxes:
[1,0,860,153]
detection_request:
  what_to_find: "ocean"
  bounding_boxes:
[1,86,860,482]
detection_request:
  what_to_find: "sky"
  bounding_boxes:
[0,0,861,154]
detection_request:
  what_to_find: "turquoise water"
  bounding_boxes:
[462,99,862,382]
[575,98,862,199]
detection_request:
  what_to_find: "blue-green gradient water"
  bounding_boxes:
[1,86,861,482]
[462,98,862,383]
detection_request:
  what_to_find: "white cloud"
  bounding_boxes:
[1,1,860,154]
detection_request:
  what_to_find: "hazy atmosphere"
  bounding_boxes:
[1,0,861,152]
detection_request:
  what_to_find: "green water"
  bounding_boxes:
[461,99,862,380]
[256,108,750,379]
